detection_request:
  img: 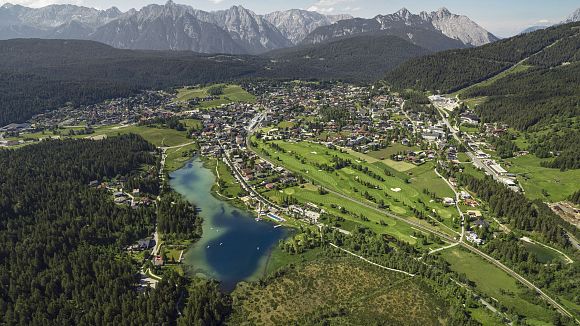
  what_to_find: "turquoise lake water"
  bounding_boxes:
[169,157,288,290]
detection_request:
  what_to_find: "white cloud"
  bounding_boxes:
[537,19,550,24]
[207,0,225,3]
[307,0,356,14]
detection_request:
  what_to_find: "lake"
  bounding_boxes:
[169,157,288,290]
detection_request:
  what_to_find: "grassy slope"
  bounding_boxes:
[505,155,580,201]
[440,248,555,324]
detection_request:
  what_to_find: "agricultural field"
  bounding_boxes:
[173,84,255,108]
[253,139,462,238]
[440,248,557,325]
[505,154,580,201]
[230,258,451,325]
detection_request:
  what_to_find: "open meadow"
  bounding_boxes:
[173,84,255,108]
[440,248,557,325]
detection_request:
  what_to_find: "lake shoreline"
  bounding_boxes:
[169,156,289,291]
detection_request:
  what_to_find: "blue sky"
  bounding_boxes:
[4,0,579,37]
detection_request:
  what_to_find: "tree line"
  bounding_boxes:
[0,135,232,325]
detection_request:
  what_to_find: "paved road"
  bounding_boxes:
[246,112,577,321]
[434,168,465,241]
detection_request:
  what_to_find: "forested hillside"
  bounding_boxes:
[384,22,580,93]
[266,33,432,81]
[0,135,232,324]
[0,36,432,127]
[466,62,580,130]
[0,39,263,127]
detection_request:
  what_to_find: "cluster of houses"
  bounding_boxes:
[29,90,173,128]
[89,179,155,208]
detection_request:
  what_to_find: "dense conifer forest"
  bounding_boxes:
[384,22,580,93]
[0,136,228,325]
[456,174,578,246]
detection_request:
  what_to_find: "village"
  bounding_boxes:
[0,81,526,248]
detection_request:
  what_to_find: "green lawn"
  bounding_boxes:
[506,154,580,201]
[209,158,244,198]
[253,139,461,240]
[266,185,424,245]
[460,125,480,134]
[173,84,255,108]
[164,143,198,173]
[440,248,556,324]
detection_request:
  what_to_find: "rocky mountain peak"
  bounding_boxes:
[562,8,580,23]
[436,7,451,15]
[395,7,411,19]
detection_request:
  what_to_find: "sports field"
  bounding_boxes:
[173,84,255,108]
[253,139,461,237]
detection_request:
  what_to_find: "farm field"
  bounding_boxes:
[230,258,451,325]
[505,154,580,201]
[440,248,556,325]
[253,139,461,237]
[173,84,255,108]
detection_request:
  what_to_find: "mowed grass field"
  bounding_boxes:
[230,258,451,325]
[440,248,556,325]
[203,158,244,199]
[87,124,190,147]
[265,185,429,246]
[505,154,580,201]
[254,139,461,237]
[367,143,420,172]
[173,84,255,108]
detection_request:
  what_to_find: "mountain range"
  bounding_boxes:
[302,7,499,51]
[0,1,497,54]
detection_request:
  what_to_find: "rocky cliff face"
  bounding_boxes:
[562,8,580,23]
[303,7,498,49]
[0,2,499,54]
[264,9,351,44]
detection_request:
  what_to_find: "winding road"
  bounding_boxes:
[245,111,578,322]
